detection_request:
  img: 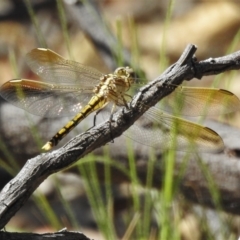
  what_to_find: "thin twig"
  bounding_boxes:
[0,45,240,229]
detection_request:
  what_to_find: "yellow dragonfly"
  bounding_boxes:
[0,48,239,152]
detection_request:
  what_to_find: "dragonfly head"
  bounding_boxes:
[114,66,135,83]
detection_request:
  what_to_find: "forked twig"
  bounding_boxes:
[0,45,240,230]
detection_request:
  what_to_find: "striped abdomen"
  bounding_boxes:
[42,94,107,150]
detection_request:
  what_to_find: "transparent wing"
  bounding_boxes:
[25,48,104,87]
[0,79,93,117]
[125,106,224,153]
[0,48,108,117]
[130,83,240,116]
[167,86,240,116]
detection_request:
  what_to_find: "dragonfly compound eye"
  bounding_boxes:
[114,66,135,78]
[114,67,125,76]
[125,67,135,78]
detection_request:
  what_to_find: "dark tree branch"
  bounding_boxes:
[0,230,91,240]
[194,52,240,78]
[0,45,240,230]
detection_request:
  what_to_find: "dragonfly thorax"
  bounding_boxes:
[93,66,135,106]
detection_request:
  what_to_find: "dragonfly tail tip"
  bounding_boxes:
[42,142,53,151]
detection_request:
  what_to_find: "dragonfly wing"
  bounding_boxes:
[77,99,224,152]
[25,48,104,87]
[125,106,224,153]
[0,79,93,117]
[167,87,240,116]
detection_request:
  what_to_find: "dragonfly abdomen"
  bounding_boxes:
[42,94,107,150]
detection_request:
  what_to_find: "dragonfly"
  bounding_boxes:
[0,48,239,152]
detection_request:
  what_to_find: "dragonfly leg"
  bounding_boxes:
[86,102,108,131]
[88,103,116,143]
[121,93,132,109]
[84,107,104,132]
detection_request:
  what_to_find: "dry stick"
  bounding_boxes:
[0,44,193,228]
[0,45,240,230]
[0,230,91,240]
